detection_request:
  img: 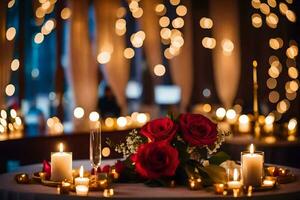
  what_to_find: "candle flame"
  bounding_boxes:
[59,143,64,153]
[233,168,239,181]
[252,60,258,68]
[80,165,84,178]
[249,143,254,154]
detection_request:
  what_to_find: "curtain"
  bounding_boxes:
[210,0,241,109]
[0,1,14,108]
[69,0,98,131]
[169,0,193,112]
[140,0,162,82]
[94,0,129,115]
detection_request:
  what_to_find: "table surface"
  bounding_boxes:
[0,160,300,200]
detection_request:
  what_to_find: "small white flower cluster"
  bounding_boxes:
[114,129,144,158]
[206,126,231,155]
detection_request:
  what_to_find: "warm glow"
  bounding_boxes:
[132,8,143,18]
[155,4,166,16]
[279,3,288,15]
[89,111,100,122]
[116,7,127,18]
[5,84,15,96]
[233,168,239,181]
[170,0,180,6]
[268,66,280,78]
[8,0,15,8]
[221,39,234,55]
[239,115,249,124]
[79,166,84,178]
[199,17,213,29]
[286,45,298,59]
[34,33,44,44]
[266,13,278,28]
[1,110,7,119]
[164,48,173,59]
[117,117,127,127]
[260,3,270,15]
[15,117,22,126]
[6,27,16,41]
[130,32,145,48]
[176,5,187,17]
[61,7,71,20]
[249,144,254,154]
[73,107,84,119]
[226,109,236,120]
[160,28,171,40]
[10,109,17,118]
[266,78,277,89]
[286,92,297,101]
[172,17,184,29]
[251,0,261,9]
[97,51,111,64]
[154,64,166,76]
[59,143,64,153]
[288,118,297,131]
[265,115,275,125]
[44,19,55,32]
[269,91,280,103]
[171,35,184,48]
[252,13,262,28]
[159,16,170,27]
[123,48,135,59]
[105,117,114,128]
[137,113,147,124]
[102,147,111,157]
[277,99,290,114]
[288,67,298,79]
[216,107,226,120]
[202,37,216,49]
[202,104,212,113]
[267,0,276,8]
[11,59,20,71]
[269,38,283,50]
[286,10,296,22]
[42,1,51,10]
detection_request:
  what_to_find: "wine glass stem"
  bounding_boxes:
[94,167,98,180]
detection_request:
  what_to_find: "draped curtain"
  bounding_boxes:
[0,1,14,108]
[169,0,193,112]
[94,0,129,115]
[69,0,98,131]
[210,0,241,108]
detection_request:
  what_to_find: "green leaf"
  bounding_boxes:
[200,165,227,184]
[208,151,231,165]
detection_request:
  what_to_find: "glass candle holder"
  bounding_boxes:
[241,150,264,187]
[226,168,242,189]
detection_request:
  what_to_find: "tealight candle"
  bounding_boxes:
[76,185,89,196]
[188,177,202,190]
[58,181,71,194]
[214,183,225,194]
[51,143,72,182]
[262,179,275,187]
[241,144,264,186]
[109,167,119,180]
[227,168,242,189]
[75,166,90,186]
[103,188,114,197]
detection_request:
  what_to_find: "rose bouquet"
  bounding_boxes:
[107,113,231,188]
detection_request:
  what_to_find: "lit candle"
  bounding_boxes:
[58,181,71,194]
[241,144,264,186]
[226,109,237,124]
[214,183,225,194]
[75,166,90,186]
[238,115,250,133]
[188,177,202,190]
[227,168,242,189]
[264,115,274,133]
[51,143,72,182]
[262,179,275,187]
[76,185,89,196]
[103,188,114,197]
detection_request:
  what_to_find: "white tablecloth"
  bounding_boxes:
[0,160,300,200]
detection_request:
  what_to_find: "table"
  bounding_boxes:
[0,160,300,200]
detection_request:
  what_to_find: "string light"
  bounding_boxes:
[202,37,216,49]
[97,51,111,64]
[199,17,213,29]
[267,0,277,8]
[266,13,278,28]
[5,84,15,96]
[176,5,187,17]
[73,107,84,119]
[251,0,261,9]
[172,17,184,29]
[7,0,15,8]
[279,3,288,15]
[159,16,170,27]
[155,4,166,16]
[123,48,135,59]
[221,39,234,56]
[170,0,180,6]
[252,13,263,28]
[286,10,296,22]
[153,64,166,77]
[116,7,126,18]
[11,59,20,71]
[61,8,71,20]
[34,33,44,44]
[260,3,270,15]
[269,91,280,103]
[6,27,16,41]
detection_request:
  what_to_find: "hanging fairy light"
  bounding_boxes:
[123,48,135,59]
[5,84,15,96]
[251,13,263,28]
[6,27,16,41]
[97,51,111,64]
[10,59,20,71]
[199,17,213,29]
[7,0,15,8]
[61,7,72,20]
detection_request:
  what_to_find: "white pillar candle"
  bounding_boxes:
[75,166,90,186]
[241,144,264,186]
[76,185,89,196]
[238,115,250,133]
[51,143,72,182]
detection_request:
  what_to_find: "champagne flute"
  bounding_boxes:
[89,116,101,178]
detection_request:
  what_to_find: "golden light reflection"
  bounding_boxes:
[277,99,290,114]
[286,10,296,22]
[266,13,278,28]
[288,67,298,79]
[170,0,180,6]
[73,107,84,119]
[286,45,298,59]
[251,0,261,9]
[268,66,280,78]
[132,7,143,18]
[155,4,166,16]
[116,7,126,18]
[8,0,15,8]
[267,0,276,8]
[11,59,20,71]
[160,28,171,40]
[5,84,15,96]
[97,51,111,64]
[172,17,184,29]
[269,38,283,50]
[221,39,234,56]
[269,91,280,103]
[34,33,44,44]
[279,3,288,15]
[260,3,270,15]
[286,92,297,100]
[266,78,277,89]
[159,16,170,27]
[176,5,187,17]
[123,48,135,59]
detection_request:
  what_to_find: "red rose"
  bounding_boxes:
[102,165,111,173]
[140,118,178,142]
[42,160,51,180]
[132,141,179,179]
[179,113,217,146]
